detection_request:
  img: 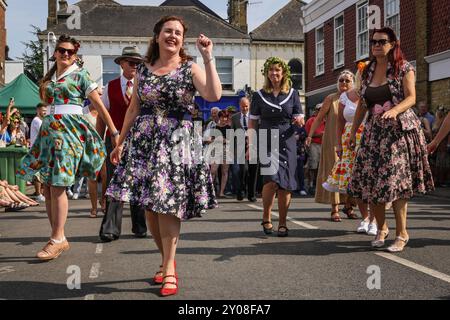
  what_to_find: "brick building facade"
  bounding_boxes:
[419,0,450,110]
[0,0,7,86]
[302,0,450,113]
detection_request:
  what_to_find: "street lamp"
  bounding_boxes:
[46,32,57,72]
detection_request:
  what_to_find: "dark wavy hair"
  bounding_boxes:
[39,34,81,101]
[145,16,192,66]
[363,26,406,80]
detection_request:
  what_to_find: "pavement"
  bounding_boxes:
[0,192,449,300]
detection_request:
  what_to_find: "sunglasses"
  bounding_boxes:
[370,39,390,47]
[126,60,140,67]
[56,47,77,56]
[339,78,352,83]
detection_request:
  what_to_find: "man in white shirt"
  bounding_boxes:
[231,97,258,202]
[97,46,147,242]
[30,103,47,202]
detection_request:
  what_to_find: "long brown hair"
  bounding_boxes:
[39,34,81,101]
[363,27,406,81]
[145,16,192,66]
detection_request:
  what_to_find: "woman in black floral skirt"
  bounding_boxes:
[348,27,434,253]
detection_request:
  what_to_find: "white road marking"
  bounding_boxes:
[84,294,95,300]
[247,204,319,230]
[0,266,15,274]
[375,252,450,284]
[95,244,103,254]
[89,263,101,279]
[245,202,450,286]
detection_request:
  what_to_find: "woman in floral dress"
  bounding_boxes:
[348,27,434,253]
[322,70,377,235]
[17,35,119,260]
[107,16,222,297]
[306,70,357,222]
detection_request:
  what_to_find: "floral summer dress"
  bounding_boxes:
[323,92,364,194]
[106,62,217,220]
[16,63,106,186]
[348,61,434,203]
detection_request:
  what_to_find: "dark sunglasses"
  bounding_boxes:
[370,39,390,47]
[56,47,77,56]
[339,78,352,83]
[126,60,140,67]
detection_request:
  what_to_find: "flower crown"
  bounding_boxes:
[262,57,292,84]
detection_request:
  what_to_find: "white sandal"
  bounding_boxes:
[387,236,409,253]
[371,229,389,248]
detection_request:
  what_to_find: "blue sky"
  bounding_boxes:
[6,0,310,59]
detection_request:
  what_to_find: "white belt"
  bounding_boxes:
[47,104,84,115]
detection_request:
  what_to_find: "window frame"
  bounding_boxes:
[215,57,234,91]
[102,56,121,87]
[384,0,400,39]
[334,13,345,69]
[288,58,303,90]
[315,25,325,76]
[356,0,369,61]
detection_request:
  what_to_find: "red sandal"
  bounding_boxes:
[153,265,164,284]
[154,260,177,285]
[160,275,178,297]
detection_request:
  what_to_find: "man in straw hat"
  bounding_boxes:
[98,46,147,242]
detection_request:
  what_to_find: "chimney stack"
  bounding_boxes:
[47,0,57,29]
[59,0,68,12]
[228,0,248,33]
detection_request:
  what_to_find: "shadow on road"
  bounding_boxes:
[0,278,160,300]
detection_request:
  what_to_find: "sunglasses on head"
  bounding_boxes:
[370,39,390,47]
[339,78,352,83]
[56,47,77,56]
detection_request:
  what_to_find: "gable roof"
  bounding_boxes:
[250,0,305,42]
[160,0,222,20]
[46,0,247,39]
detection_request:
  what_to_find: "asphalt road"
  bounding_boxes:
[0,194,449,300]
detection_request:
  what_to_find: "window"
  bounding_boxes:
[102,56,121,86]
[316,26,325,76]
[334,15,345,68]
[385,0,400,38]
[216,57,233,91]
[356,1,369,60]
[288,59,303,90]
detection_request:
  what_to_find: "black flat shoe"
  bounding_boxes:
[134,232,147,238]
[261,221,273,235]
[100,234,117,242]
[277,226,289,237]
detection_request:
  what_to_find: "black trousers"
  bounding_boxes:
[99,137,147,238]
[233,162,258,199]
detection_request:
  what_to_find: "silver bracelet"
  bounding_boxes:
[111,130,120,137]
[204,57,214,65]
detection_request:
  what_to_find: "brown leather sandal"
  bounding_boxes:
[331,211,342,222]
[342,206,358,219]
